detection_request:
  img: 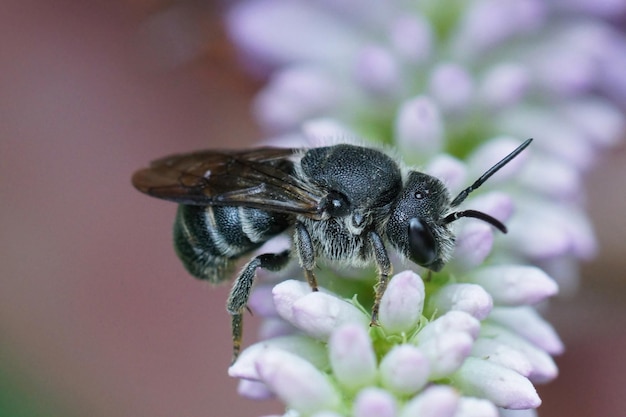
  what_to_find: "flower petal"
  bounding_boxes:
[467,265,558,306]
[428,283,493,320]
[394,95,445,159]
[454,397,499,417]
[229,335,328,380]
[256,349,341,414]
[471,338,533,377]
[488,307,564,354]
[329,323,377,390]
[452,357,541,409]
[379,344,430,395]
[418,331,474,379]
[378,270,425,334]
[481,323,558,383]
[237,379,273,400]
[418,311,481,341]
[353,387,397,417]
[291,291,369,340]
[399,385,460,417]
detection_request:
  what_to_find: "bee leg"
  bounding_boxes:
[227,250,291,363]
[295,222,319,292]
[368,231,392,326]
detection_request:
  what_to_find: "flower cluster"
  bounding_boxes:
[223,0,626,416]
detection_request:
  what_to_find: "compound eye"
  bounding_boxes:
[324,191,351,217]
[408,218,437,267]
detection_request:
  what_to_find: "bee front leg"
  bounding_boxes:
[368,230,392,326]
[227,250,291,363]
[295,221,319,292]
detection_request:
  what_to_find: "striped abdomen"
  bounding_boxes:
[173,205,292,283]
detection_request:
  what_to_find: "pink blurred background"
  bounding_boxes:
[1,1,625,416]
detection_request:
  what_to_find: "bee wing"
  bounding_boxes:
[132,147,324,217]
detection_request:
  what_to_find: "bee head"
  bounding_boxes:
[386,172,453,271]
[387,139,532,271]
[387,171,510,271]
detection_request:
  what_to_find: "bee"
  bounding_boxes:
[132,138,532,360]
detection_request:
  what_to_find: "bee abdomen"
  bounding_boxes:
[173,205,291,283]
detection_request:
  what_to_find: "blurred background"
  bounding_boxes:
[0,1,625,416]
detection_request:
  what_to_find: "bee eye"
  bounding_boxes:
[324,191,351,217]
[408,218,437,266]
[414,189,429,199]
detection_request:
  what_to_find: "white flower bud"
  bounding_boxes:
[256,349,341,414]
[353,387,397,417]
[468,265,558,306]
[453,357,541,409]
[378,271,425,334]
[329,324,377,390]
[380,344,430,395]
[429,284,493,320]
[399,385,460,417]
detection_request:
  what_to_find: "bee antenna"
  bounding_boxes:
[450,138,533,207]
[443,210,508,233]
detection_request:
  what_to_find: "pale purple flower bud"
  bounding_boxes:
[256,349,341,414]
[302,119,362,147]
[227,0,360,70]
[237,379,273,400]
[453,0,545,57]
[329,324,377,390]
[354,45,401,96]
[272,280,314,322]
[254,67,338,132]
[453,222,494,268]
[453,357,541,409]
[429,63,474,113]
[498,108,595,170]
[481,324,558,383]
[429,283,493,320]
[418,311,481,341]
[533,47,596,97]
[560,98,625,148]
[467,137,530,184]
[378,270,424,334]
[519,155,581,201]
[258,317,295,340]
[291,291,369,340]
[229,335,328,380]
[471,338,532,377]
[394,95,444,158]
[399,385,460,417]
[509,199,597,260]
[454,397,499,417]
[353,388,397,417]
[426,155,467,193]
[418,331,474,379]
[379,344,430,395]
[389,16,432,63]
[249,285,278,317]
[480,63,530,110]
[467,265,558,306]
[489,307,564,354]
[466,192,514,225]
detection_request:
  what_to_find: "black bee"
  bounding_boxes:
[132,138,532,360]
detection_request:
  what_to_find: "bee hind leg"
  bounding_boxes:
[227,250,291,363]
